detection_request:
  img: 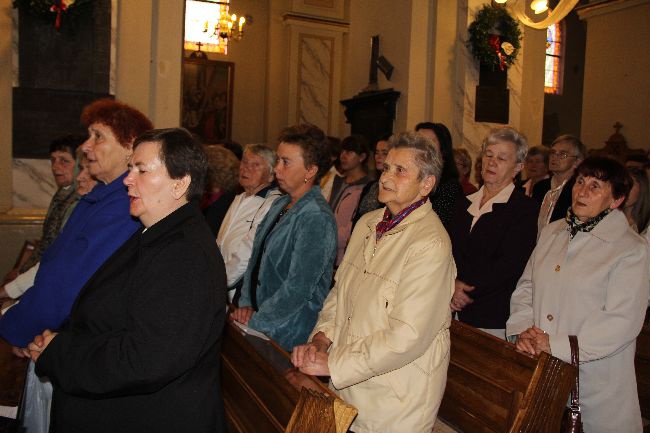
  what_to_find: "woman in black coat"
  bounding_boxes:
[27,128,227,433]
[447,127,539,339]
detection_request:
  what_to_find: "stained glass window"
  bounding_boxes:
[544,23,563,95]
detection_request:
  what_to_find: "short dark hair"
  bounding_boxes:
[527,145,550,165]
[49,134,86,156]
[213,140,243,161]
[278,124,330,182]
[81,98,153,147]
[575,156,632,201]
[628,167,650,233]
[341,134,370,156]
[416,121,459,183]
[133,128,208,201]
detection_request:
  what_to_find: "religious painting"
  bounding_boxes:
[182,58,234,143]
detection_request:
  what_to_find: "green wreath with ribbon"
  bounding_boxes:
[468,5,522,71]
[13,0,93,31]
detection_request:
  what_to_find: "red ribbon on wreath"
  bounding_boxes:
[488,34,506,71]
[50,0,68,31]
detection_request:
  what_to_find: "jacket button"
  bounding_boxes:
[347,316,351,321]
[547,314,554,321]
[363,270,367,274]
[554,265,561,272]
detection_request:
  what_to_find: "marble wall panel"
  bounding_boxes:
[297,35,333,132]
[12,159,55,209]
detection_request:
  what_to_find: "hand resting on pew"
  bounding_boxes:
[230,306,255,325]
[515,325,551,356]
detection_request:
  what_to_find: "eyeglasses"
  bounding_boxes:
[549,151,578,160]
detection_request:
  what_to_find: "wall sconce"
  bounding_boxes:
[184,0,247,57]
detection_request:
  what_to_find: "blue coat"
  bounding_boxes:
[239,186,336,351]
[0,172,141,347]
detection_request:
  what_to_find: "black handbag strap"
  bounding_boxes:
[569,335,580,408]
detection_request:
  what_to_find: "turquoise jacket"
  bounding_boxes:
[239,186,336,351]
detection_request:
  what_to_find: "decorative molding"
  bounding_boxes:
[282,13,349,29]
[285,15,347,136]
[290,0,345,20]
[576,0,650,20]
[0,211,46,225]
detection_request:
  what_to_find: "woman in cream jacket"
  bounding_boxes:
[292,132,456,433]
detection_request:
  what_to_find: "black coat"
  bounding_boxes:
[532,176,575,223]
[447,188,539,329]
[36,203,227,433]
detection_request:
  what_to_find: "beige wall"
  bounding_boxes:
[116,0,184,128]
[580,1,650,150]
[342,0,413,133]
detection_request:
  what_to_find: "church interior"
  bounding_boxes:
[0,0,648,270]
[0,0,649,432]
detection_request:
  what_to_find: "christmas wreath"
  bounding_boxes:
[468,5,521,71]
[13,0,93,31]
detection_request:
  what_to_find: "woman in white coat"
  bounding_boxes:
[216,144,282,303]
[292,132,456,433]
[507,156,650,433]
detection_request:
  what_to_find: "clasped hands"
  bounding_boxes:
[11,329,57,362]
[290,331,331,377]
[451,279,474,312]
[515,326,551,356]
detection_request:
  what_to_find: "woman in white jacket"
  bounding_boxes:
[217,144,282,303]
[507,156,650,433]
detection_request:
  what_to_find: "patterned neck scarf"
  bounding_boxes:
[565,207,612,240]
[376,197,427,241]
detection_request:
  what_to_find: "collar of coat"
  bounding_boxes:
[140,202,199,246]
[82,171,129,204]
[275,185,324,215]
[548,208,629,243]
[364,198,432,237]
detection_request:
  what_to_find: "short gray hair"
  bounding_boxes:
[482,127,528,163]
[552,134,586,161]
[244,143,276,176]
[388,131,443,193]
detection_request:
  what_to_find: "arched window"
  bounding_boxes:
[544,22,564,95]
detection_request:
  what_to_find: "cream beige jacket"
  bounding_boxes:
[311,202,456,433]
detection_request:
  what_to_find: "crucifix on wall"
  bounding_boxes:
[362,35,394,93]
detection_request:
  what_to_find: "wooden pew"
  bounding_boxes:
[438,320,576,433]
[221,322,355,433]
[635,323,650,432]
[222,319,575,433]
[0,339,29,433]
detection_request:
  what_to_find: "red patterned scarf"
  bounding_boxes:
[375,197,427,241]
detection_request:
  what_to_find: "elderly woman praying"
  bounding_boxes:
[292,131,456,433]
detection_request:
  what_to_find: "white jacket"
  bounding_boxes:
[216,186,283,289]
[507,210,650,433]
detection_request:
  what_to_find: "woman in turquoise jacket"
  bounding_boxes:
[232,124,336,351]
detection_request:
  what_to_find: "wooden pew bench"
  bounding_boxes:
[438,320,575,433]
[0,339,29,433]
[222,319,576,433]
